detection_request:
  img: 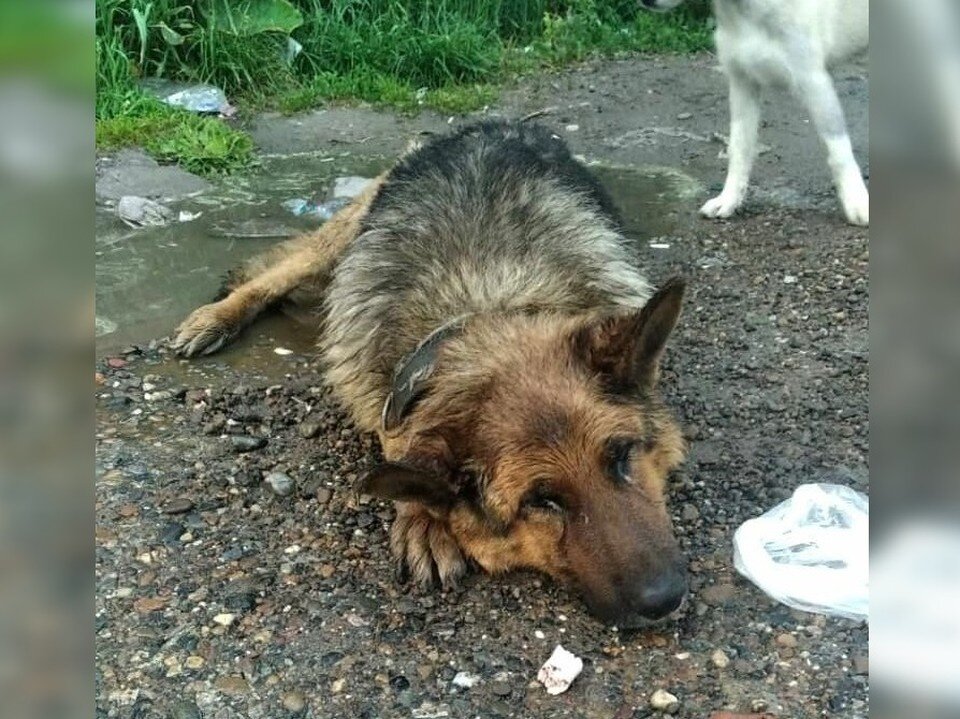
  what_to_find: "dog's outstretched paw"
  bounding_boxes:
[170,301,245,357]
[699,193,742,219]
[391,503,468,591]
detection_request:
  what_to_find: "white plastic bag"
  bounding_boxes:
[733,483,868,621]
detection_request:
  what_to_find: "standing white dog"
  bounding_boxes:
[640,0,869,225]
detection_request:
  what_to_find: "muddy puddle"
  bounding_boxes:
[95,153,701,383]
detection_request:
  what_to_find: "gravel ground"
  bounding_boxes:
[96,55,869,719]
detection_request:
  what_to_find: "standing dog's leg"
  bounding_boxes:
[701,71,762,219]
[171,173,386,357]
[794,67,869,226]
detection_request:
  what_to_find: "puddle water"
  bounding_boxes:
[96,154,699,381]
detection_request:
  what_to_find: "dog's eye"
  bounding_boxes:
[606,438,638,485]
[521,486,565,515]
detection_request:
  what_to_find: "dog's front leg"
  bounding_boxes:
[701,70,761,219]
[794,67,869,226]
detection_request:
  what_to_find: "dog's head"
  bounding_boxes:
[360,278,689,626]
[638,0,688,12]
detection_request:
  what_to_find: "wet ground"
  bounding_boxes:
[96,55,869,718]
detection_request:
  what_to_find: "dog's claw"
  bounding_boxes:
[171,301,242,357]
[700,193,742,219]
[391,503,468,592]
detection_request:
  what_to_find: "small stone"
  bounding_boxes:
[852,652,868,675]
[331,678,346,693]
[775,633,798,648]
[133,596,169,613]
[700,583,736,606]
[107,357,127,368]
[490,680,512,697]
[231,435,266,453]
[319,564,336,579]
[298,420,322,439]
[163,497,194,514]
[650,688,679,711]
[681,503,700,522]
[677,111,692,120]
[212,613,236,627]
[565,124,579,132]
[710,649,730,669]
[452,671,481,688]
[316,487,333,505]
[390,675,410,691]
[214,676,249,696]
[281,691,306,713]
[417,664,435,681]
[185,656,205,670]
[265,472,294,496]
[170,700,202,719]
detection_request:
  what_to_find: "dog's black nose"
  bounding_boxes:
[633,567,687,619]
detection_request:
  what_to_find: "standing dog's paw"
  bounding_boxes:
[391,503,468,591]
[170,301,245,357]
[840,184,869,227]
[699,193,742,219]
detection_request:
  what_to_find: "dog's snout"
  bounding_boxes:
[632,567,687,619]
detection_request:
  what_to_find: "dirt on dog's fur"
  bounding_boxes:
[173,121,691,625]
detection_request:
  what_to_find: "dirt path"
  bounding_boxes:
[96,54,869,719]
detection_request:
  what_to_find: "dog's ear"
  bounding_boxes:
[573,276,685,392]
[356,462,456,509]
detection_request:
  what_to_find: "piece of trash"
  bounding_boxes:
[733,483,868,621]
[649,242,671,249]
[284,37,303,65]
[536,644,583,695]
[178,210,202,222]
[282,197,351,220]
[332,176,373,199]
[96,316,118,337]
[451,671,481,689]
[117,195,174,227]
[273,347,293,356]
[140,79,229,114]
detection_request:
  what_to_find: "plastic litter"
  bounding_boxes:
[733,483,868,621]
[537,644,583,695]
[332,175,374,199]
[140,79,230,114]
[117,195,174,227]
[281,196,350,220]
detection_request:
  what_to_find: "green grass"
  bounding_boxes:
[96,0,712,172]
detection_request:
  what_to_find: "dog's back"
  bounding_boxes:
[323,121,651,428]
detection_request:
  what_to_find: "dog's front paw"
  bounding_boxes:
[391,503,468,591]
[839,181,869,227]
[171,300,246,357]
[700,192,742,219]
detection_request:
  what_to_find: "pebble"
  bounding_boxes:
[650,688,679,711]
[298,420,322,439]
[331,678,346,693]
[710,649,730,669]
[852,652,868,675]
[700,583,736,606]
[185,656,205,670]
[265,472,294,496]
[452,671,481,688]
[214,676,250,696]
[775,632,798,648]
[212,613,236,627]
[677,111,692,120]
[489,680,512,697]
[281,691,306,713]
[170,700,202,719]
[316,487,333,504]
[231,435,266,453]
[163,497,194,514]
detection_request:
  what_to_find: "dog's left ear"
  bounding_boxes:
[573,276,685,392]
[357,462,456,510]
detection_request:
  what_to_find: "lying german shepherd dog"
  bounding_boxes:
[173,121,688,625]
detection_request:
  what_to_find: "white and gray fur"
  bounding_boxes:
[641,0,869,225]
[322,122,652,429]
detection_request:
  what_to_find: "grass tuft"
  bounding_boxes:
[96,0,712,170]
